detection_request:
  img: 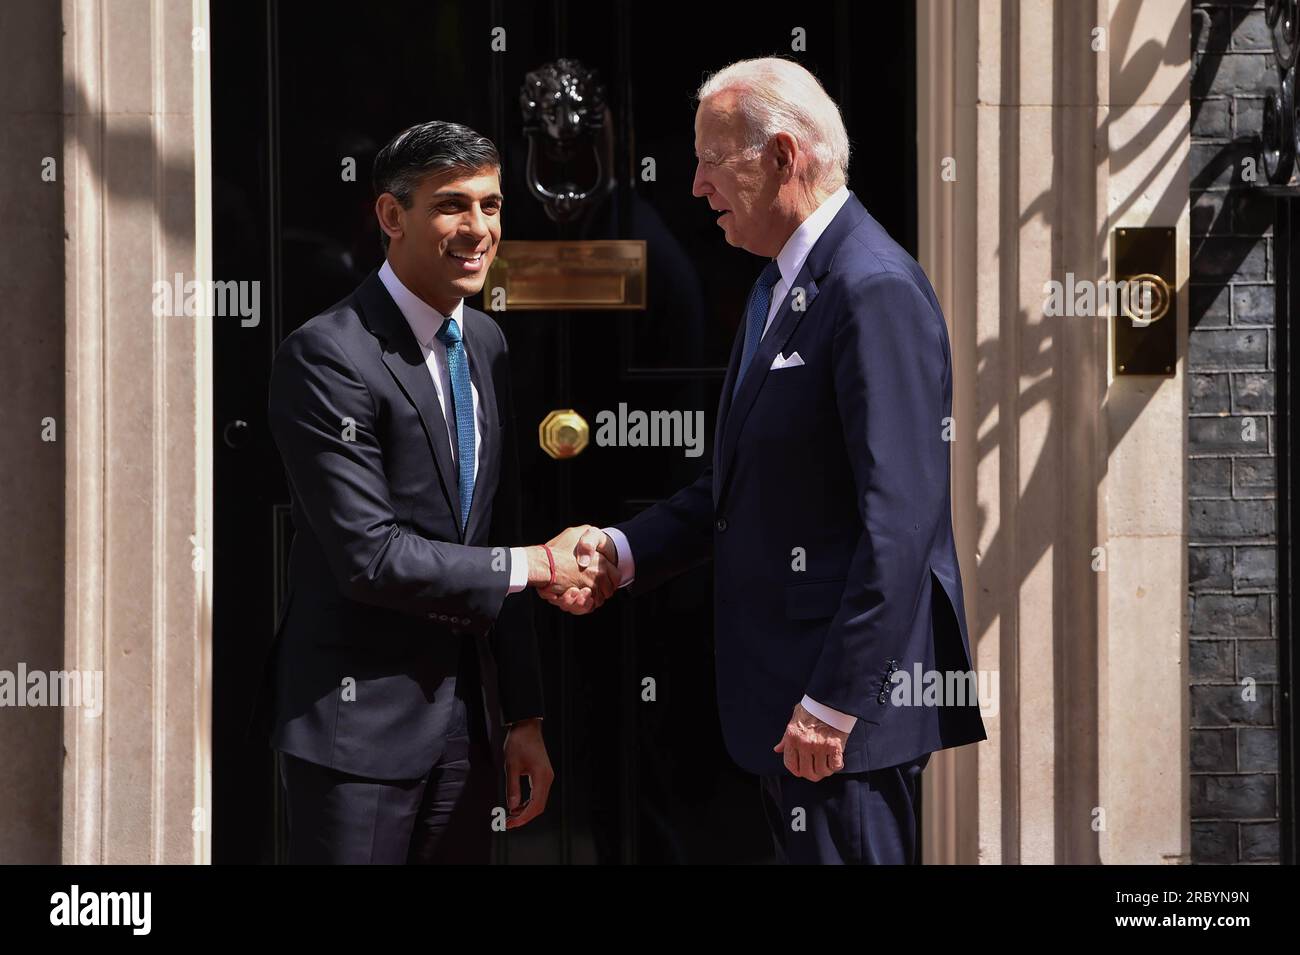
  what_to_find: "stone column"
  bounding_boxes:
[62,0,213,864]
[916,0,1191,864]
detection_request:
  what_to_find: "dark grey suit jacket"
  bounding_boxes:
[254,268,542,780]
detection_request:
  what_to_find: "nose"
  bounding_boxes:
[463,203,491,242]
[692,160,710,198]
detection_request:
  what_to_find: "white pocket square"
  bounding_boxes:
[770,351,805,370]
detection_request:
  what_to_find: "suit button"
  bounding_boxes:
[716,518,727,532]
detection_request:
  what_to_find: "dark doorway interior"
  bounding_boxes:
[212,0,916,863]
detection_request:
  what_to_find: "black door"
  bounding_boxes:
[212,0,916,864]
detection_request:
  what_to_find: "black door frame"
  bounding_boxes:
[1275,197,1296,865]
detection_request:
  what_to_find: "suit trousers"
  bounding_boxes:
[277,634,497,864]
[759,752,930,864]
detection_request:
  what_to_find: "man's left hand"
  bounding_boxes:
[773,702,848,781]
[504,718,553,828]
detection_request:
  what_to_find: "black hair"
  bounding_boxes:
[371,121,501,252]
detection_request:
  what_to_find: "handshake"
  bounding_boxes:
[519,525,621,615]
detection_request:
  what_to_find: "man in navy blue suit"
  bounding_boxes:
[546,58,987,864]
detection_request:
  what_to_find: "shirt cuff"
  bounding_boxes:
[601,526,635,588]
[507,546,530,594]
[801,695,857,733]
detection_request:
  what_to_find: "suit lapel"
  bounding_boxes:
[715,269,820,505]
[712,322,747,505]
[714,193,869,509]
[354,269,463,538]
[460,309,500,544]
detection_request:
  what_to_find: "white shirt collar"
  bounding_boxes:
[378,259,464,348]
[773,184,852,288]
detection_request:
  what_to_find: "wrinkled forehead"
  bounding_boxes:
[694,93,749,152]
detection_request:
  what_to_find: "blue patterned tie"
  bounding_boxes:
[733,259,783,397]
[435,317,475,533]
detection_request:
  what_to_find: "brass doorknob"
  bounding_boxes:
[539,409,589,459]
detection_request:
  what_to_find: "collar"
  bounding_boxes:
[378,259,464,348]
[774,184,851,288]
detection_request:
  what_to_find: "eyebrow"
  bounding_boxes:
[429,190,504,204]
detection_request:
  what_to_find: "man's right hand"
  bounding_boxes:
[523,525,619,611]
[548,526,618,615]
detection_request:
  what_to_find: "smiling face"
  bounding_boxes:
[377,164,502,314]
[692,93,782,255]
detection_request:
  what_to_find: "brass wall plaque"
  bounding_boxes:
[539,409,590,459]
[485,240,646,311]
[1113,227,1177,376]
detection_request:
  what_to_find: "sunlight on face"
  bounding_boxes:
[389,165,503,313]
[692,94,772,254]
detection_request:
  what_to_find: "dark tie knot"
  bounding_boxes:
[759,260,782,289]
[435,317,462,346]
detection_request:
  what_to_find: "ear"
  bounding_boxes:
[770,131,800,183]
[374,193,404,246]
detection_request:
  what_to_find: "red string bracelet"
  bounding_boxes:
[542,544,555,589]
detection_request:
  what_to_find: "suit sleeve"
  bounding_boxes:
[484,329,544,722]
[613,465,714,595]
[803,271,951,720]
[267,325,509,632]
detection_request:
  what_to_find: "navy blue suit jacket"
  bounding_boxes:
[616,192,987,776]
[255,269,542,781]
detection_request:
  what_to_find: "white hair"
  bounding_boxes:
[696,57,850,189]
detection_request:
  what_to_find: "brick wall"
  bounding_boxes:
[1189,0,1280,864]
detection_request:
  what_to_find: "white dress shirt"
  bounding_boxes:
[603,185,859,733]
[379,260,530,594]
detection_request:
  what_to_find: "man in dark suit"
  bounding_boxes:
[547,58,987,864]
[259,121,619,864]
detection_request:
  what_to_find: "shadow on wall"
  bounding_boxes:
[956,0,1198,864]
